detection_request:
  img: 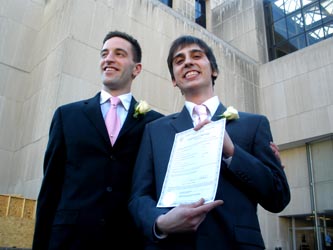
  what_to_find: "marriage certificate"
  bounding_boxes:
[157,118,226,208]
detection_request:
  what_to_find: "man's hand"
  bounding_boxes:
[223,131,234,157]
[194,120,234,157]
[270,142,285,168]
[193,119,211,131]
[156,198,223,235]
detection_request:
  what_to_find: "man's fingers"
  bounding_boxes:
[186,198,205,208]
[270,141,279,150]
[202,200,223,211]
[193,199,223,214]
[193,119,211,131]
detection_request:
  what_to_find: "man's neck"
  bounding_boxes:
[185,92,214,105]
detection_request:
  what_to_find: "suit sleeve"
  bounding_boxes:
[128,123,170,242]
[227,115,290,213]
[32,108,66,250]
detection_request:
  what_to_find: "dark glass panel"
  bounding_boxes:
[159,0,172,7]
[303,2,322,30]
[301,0,315,8]
[263,0,332,60]
[320,0,333,24]
[284,0,302,14]
[274,41,291,58]
[323,21,333,37]
[271,0,287,22]
[274,18,289,42]
[289,34,307,49]
[195,0,206,28]
[306,26,325,44]
[286,10,305,37]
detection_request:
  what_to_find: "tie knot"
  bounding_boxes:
[194,104,207,116]
[110,96,120,107]
[193,104,208,125]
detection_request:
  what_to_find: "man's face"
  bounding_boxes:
[171,44,216,95]
[100,37,141,93]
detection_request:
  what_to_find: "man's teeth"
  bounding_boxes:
[105,67,116,71]
[185,71,198,78]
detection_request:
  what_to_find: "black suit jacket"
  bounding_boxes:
[32,92,163,250]
[129,104,290,250]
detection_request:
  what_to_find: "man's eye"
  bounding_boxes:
[174,59,183,65]
[193,54,202,59]
[116,52,125,57]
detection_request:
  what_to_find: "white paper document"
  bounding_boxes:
[157,118,226,208]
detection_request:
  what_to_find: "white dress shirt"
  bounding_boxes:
[100,89,132,128]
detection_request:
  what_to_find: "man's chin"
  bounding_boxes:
[102,77,118,85]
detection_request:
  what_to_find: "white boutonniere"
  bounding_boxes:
[220,106,239,120]
[133,100,151,118]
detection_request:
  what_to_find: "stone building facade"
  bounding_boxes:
[0,0,332,249]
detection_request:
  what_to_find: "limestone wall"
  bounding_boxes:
[259,37,333,147]
[0,0,258,199]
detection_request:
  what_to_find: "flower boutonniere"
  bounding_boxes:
[133,100,151,118]
[220,106,239,120]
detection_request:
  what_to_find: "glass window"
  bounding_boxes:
[195,0,206,28]
[274,18,289,42]
[307,26,325,44]
[284,0,302,14]
[159,0,172,7]
[289,33,307,49]
[323,21,333,36]
[271,0,286,22]
[321,0,333,23]
[303,2,322,31]
[286,10,305,37]
[264,0,333,60]
[273,41,292,57]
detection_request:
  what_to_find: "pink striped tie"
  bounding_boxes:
[193,104,208,125]
[105,96,121,145]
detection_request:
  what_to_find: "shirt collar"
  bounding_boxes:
[100,90,132,111]
[185,96,220,117]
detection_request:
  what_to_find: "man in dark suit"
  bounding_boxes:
[32,31,163,250]
[128,35,290,250]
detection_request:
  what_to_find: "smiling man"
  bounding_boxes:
[32,31,163,250]
[128,35,290,250]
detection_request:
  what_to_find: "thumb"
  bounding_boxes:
[194,120,211,131]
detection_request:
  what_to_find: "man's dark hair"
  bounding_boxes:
[103,31,142,63]
[167,35,219,85]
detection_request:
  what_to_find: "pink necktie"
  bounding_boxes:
[193,104,208,125]
[105,96,121,145]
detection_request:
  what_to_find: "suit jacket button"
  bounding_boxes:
[99,218,106,226]
[106,186,112,192]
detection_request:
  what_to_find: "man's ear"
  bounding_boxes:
[212,71,218,77]
[132,63,142,79]
[172,79,178,87]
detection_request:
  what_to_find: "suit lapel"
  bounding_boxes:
[212,103,239,129]
[82,93,110,144]
[117,97,138,138]
[82,95,144,146]
[170,106,194,133]
[211,103,226,122]
[170,103,228,133]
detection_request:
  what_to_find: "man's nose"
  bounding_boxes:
[105,52,115,61]
[184,56,193,67]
